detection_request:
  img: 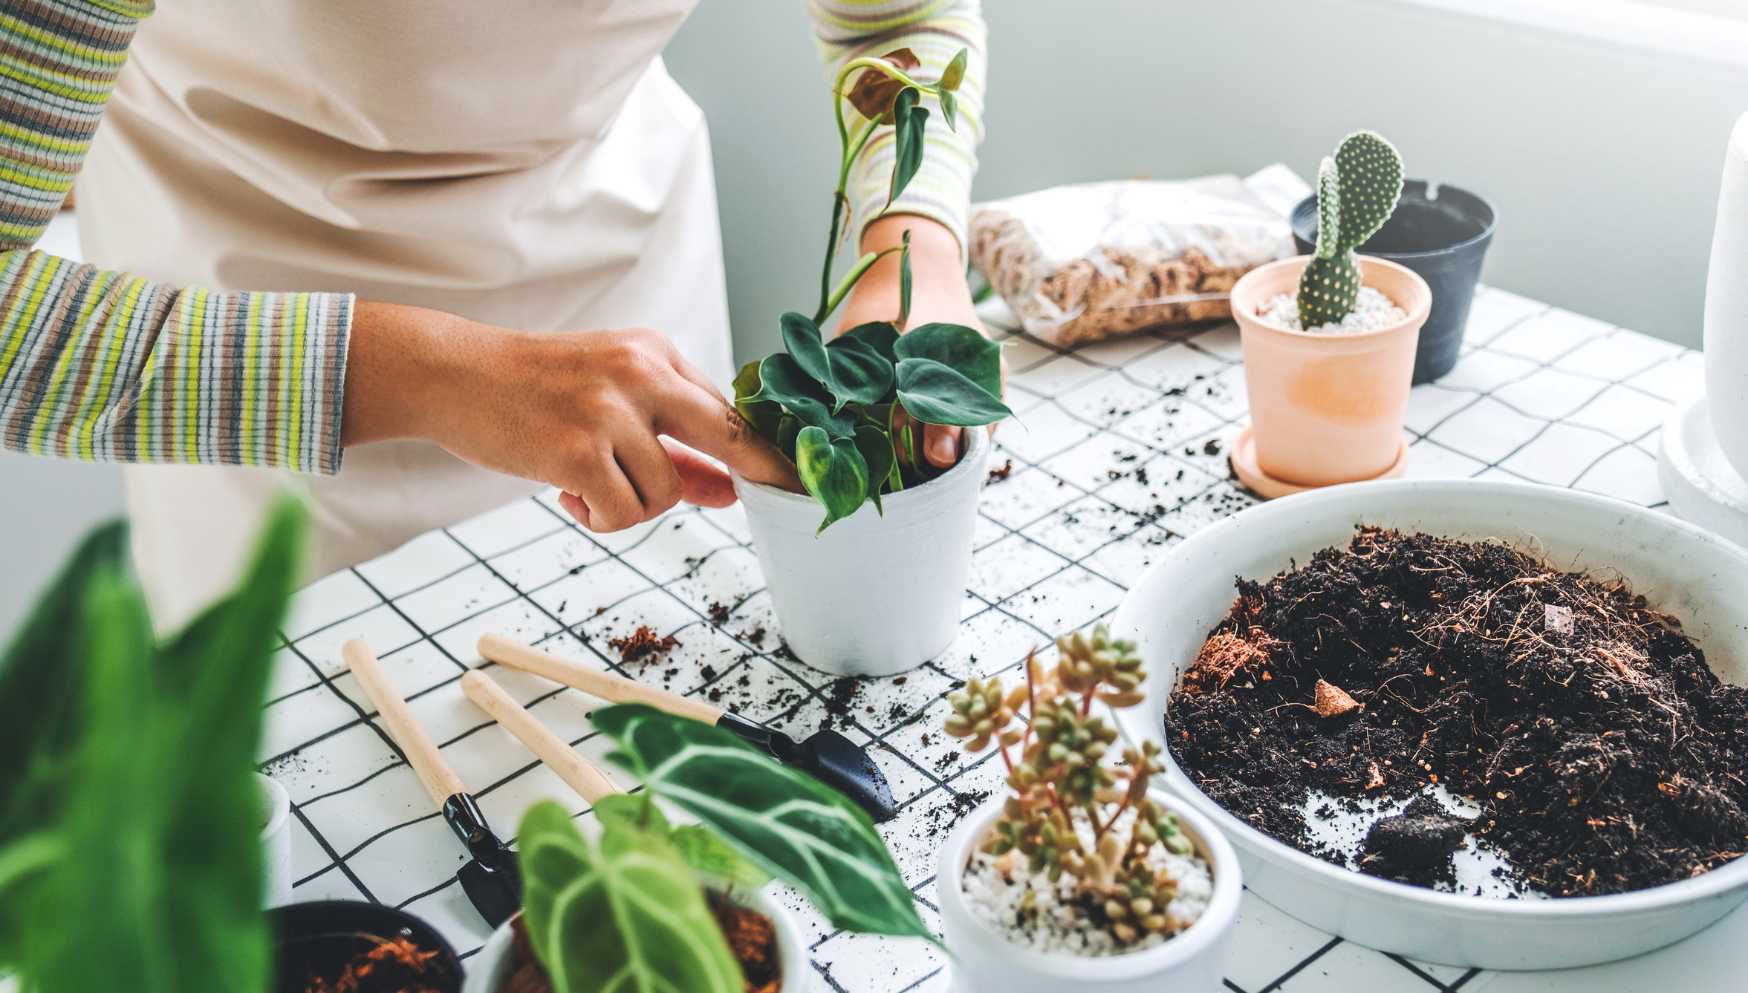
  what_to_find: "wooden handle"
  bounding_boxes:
[478,633,723,725]
[460,671,620,805]
[342,639,465,806]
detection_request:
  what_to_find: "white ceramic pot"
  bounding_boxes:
[460,886,809,993]
[1704,111,1748,481]
[733,427,989,676]
[256,772,292,907]
[1111,479,1748,970]
[936,790,1242,993]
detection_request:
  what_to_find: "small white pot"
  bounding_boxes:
[256,772,292,908]
[936,789,1242,993]
[461,886,809,993]
[1704,110,1748,480]
[733,427,990,676]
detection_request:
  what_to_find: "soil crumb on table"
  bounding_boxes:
[607,624,679,664]
[1168,526,1748,897]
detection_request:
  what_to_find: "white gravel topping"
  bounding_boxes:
[1258,287,1405,334]
[960,813,1213,957]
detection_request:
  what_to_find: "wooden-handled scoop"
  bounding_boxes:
[343,639,521,927]
[459,670,620,806]
[477,634,897,822]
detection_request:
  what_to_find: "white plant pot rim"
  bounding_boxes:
[937,788,1242,981]
[733,424,990,524]
[255,771,290,840]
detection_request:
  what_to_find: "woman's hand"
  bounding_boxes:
[835,215,999,469]
[341,302,799,532]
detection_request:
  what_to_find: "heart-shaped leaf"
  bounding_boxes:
[834,322,900,364]
[853,424,896,512]
[826,335,894,408]
[758,353,855,439]
[795,426,869,530]
[732,360,782,441]
[845,48,920,122]
[895,323,1002,399]
[895,357,1012,427]
[780,312,832,391]
[591,705,933,941]
[518,800,742,993]
[888,88,928,207]
[939,88,958,133]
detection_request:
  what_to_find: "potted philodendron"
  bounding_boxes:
[731,47,1009,677]
[1229,132,1433,498]
[463,705,932,993]
[935,625,1241,993]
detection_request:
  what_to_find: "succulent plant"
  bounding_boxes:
[1297,131,1404,328]
[944,623,1196,948]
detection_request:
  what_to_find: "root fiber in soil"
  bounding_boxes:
[1168,526,1748,897]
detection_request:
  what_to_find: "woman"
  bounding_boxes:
[0,0,988,627]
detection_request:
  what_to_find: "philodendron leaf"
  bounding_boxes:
[732,360,783,442]
[825,334,895,408]
[895,357,1012,427]
[591,705,933,941]
[894,323,1003,399]
[780,312,833,393]
[795,426,869,530]
[853,424,895,512]
[939,89,958,132]
[888,88,928,207]
[834,321,900,364]
[897,231,913,327]
[518,801,741,993]
[845,47,920,122]
[940,48,968,91]
[758,353,856,439]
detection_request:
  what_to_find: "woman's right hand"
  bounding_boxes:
[341,302,799,532]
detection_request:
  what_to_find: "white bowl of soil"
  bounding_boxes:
[936,789,1242,992]
[1111,479,1748,970]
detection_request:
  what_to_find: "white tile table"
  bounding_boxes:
[263,288,1737,992]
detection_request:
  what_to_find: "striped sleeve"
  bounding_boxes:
[809,0,987,255]
[0,0,353,474]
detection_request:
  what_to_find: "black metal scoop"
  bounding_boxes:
[718,712,897,822]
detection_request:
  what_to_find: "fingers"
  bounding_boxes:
[662,437,737,508]
[656,380,803,493]
[923,423,963,469]
[616,433,684,518]
[559,455,644,532]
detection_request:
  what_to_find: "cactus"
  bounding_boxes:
[1297,131,1404,328]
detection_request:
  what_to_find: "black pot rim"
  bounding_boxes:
[269,899,463,990]
[1292,178,1498,261]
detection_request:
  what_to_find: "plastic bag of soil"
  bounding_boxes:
[969,165,1307,346]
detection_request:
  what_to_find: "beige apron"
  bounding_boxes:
[77,0,732,629]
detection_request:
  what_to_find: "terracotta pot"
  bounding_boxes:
[1231,256,1432,487]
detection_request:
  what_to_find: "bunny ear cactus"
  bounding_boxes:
[1297,131,1405,328]
[733,47,1009,532]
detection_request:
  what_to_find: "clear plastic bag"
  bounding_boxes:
[969,165,1308,346]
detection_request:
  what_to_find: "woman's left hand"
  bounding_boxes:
[836,214,1000,469]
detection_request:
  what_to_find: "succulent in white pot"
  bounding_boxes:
[463,705,935,993]
[731,47,1007,677]
[934,626,1242,992]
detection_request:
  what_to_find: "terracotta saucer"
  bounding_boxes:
[1228,427,1409,499]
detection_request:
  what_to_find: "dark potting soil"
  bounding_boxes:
[502,896,781,993]
[296,934,453,993]
[1361,796,1472,889]
[1168,526,1748,897]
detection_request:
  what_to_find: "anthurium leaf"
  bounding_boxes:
[780,312,832,393]
[895,357,1013,427]
[825,335,894,408]
[853,425,896,512]
[795,426,869,530]
[888,88,928,207]
[591,792,670,836]
[732,360,783,442]
[759,353,856,439]
[894,323,1003,399]
[671,825,773,893]
[518,800,742,993]
[591,705,933,941]
[834,321,900,364]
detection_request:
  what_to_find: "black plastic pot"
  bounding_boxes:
[269,899,463,993]
[1292,179,1496,384]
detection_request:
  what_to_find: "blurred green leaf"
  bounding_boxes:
[671,825,772,893]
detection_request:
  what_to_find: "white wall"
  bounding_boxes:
[664,0,1748,360]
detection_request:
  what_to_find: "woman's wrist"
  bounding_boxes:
[341,300,500,448]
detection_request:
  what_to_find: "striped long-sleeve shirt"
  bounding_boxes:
[0,0,985,475]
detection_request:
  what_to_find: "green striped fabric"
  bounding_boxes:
[0,0,351,473]
[812,0,987,255]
